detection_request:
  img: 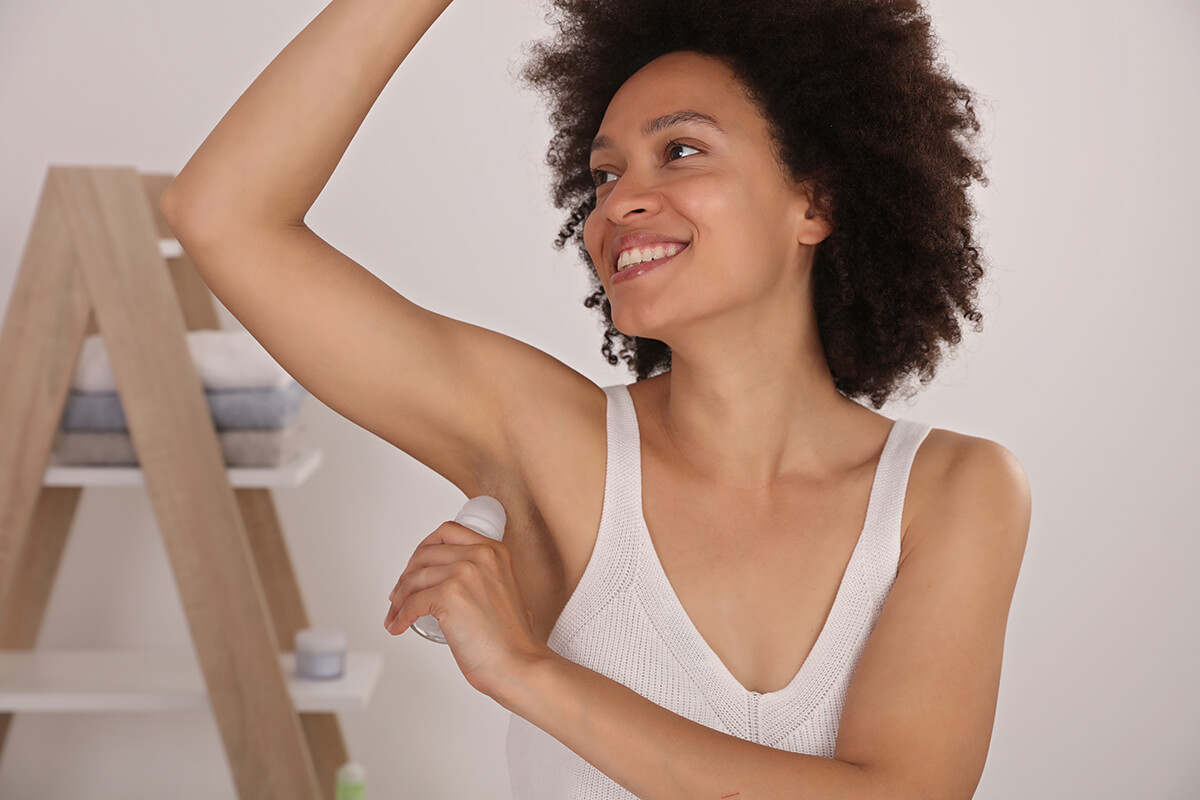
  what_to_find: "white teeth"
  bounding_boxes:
[617,243,685,271]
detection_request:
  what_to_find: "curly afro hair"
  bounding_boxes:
[516,0,990,409]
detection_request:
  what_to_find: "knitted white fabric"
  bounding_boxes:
[507,383,932,799]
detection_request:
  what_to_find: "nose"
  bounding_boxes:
[598,168,663,223]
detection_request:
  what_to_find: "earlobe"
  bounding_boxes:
[799,217,833,245]
[799,207,833,245]
[799,188,833,244]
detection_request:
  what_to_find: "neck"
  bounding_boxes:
[639,285,874,492]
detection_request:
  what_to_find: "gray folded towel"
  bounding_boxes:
[60,381,309,432]
[49,421,305,468]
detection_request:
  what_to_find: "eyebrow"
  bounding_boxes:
[590,110,726,155]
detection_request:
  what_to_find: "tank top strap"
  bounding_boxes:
[858,418,934,586]
[546,385,934,653]
[544,383,644,652]
[599,383,644,509]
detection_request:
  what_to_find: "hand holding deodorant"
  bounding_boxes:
[410,495,507,644]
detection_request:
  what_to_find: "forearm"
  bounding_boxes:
[162,0,452,231]
[499,652,883,800]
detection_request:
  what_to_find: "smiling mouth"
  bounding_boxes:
[615,242,689,273]
[612,243,689,282]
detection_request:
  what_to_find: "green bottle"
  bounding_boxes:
[335,761,366,800]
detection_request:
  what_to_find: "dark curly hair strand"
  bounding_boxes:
[517,0,989,409]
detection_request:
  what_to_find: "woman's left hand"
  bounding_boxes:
[383,520,549,701]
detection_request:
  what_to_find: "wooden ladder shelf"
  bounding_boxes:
[0,165,380,799]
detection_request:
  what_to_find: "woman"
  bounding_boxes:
[161,0,1031,797]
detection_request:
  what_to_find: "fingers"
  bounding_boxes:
[386,564,480,635]
[424,519,493,547]
[385,583,446,636]
[384,525,516,637]
[391,541,507,603]
[385,562,460,632]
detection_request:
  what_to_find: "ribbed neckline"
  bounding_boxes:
[615,383,915,740]
[544,382,926,747]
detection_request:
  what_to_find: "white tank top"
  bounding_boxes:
[507,382,932,799]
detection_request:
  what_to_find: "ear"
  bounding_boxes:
[798,183,833,245]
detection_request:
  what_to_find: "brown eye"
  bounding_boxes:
[590,168,616,187]
[666,141,701,161]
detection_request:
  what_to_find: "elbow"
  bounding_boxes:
[159,186,239,247]
[158,183,203,239]
[158,182,180,226]
[158,183,305,243]
[157,171,240,239]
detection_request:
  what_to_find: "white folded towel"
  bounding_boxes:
[71,330,296,392]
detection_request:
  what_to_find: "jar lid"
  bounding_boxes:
[295,628,347,654]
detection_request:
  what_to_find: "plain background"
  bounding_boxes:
[1,0,1197,797]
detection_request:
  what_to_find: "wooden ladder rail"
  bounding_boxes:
[0,165,348,798]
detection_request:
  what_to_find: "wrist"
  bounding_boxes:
[491,645,568,716]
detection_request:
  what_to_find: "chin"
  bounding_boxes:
[610,307,669,345]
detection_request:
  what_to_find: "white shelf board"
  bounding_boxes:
[0,649,381,713]
[42,446,323,488]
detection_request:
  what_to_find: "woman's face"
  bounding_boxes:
[583,50,830,343]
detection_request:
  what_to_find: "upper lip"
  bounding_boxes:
[610,231,690,273]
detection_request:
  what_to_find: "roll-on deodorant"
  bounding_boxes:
[410,495,507,644]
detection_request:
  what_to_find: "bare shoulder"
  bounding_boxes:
[904,426,1032,564]
[834,430,1032,792]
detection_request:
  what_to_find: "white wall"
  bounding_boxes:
[0,0,1196,797]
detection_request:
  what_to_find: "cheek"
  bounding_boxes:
[670,171,751,233]
[676,179,756,258]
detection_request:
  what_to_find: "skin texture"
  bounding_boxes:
[385,50,1031,800]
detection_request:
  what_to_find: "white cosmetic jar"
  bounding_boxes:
[294,628,347,680]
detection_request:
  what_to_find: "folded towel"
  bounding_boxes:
[60,381,309,432]
[49,421,306,468]
[72,330,296,392]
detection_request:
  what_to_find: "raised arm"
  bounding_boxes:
[159,0,600,507]
[161,0,452,229]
